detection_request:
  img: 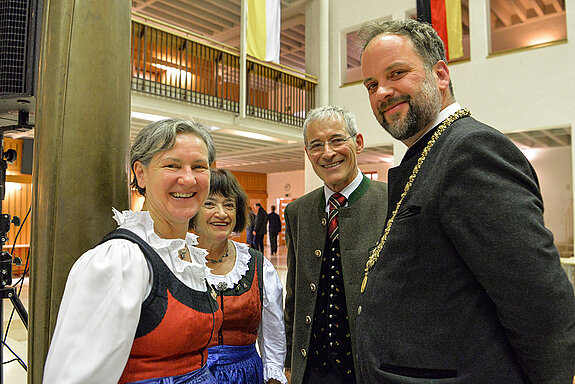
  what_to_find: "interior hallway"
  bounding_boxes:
[4,242,288,384]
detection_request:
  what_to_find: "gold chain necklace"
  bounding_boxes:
[360,108,471,294]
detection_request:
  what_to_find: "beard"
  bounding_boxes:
[376,74,443,141]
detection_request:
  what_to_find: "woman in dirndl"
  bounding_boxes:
[190,169,287,384]
[43,118,222,384]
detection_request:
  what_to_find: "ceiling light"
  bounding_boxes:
[231,131,279,141]
[131,112,170,122]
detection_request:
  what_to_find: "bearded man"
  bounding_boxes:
[356,18,575,384]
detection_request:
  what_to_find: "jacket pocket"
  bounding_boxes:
[379,363,457,379]
[394,205,422,220]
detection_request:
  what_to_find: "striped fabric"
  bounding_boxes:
[328,193,347,242]
[417,0,463,61]
[247,0,281,63]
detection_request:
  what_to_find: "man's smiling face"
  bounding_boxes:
[305,117,364,193]
[362,33,443,146]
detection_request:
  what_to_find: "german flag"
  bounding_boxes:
[417,0,463,61]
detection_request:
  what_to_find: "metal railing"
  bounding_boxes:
[131,20,317,127]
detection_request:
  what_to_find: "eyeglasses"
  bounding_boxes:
[306,135,356,154]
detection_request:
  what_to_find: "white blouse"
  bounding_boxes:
[205,241,288,384]
[43,209,211,384]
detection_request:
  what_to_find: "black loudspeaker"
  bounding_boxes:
[0,0,42,116]
[20,138,33,175]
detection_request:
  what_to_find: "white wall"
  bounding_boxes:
[267,170,305,210]
[359,162,393,182]
[529,146,573,244]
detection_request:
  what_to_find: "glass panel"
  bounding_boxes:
[489,0,566,54]
[345,30,362,84]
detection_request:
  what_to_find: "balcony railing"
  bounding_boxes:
[131,20,317,127]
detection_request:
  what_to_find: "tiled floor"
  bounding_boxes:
[4,243,287,384]
[3,276,29,384]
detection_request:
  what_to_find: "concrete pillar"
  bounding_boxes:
[318,0,329,107]
[28,0,131,381]
[303,0,329,193]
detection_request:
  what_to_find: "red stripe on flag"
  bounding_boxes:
[430,0,449,60]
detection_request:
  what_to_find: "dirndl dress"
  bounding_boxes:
[207,344,264,384]
[206,245,265,384]
[130,364,218,384]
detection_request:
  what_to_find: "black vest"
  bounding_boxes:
[307,235,356,382]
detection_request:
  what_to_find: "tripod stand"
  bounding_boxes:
[0,130,28,384]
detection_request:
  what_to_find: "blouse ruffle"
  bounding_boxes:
[113,208,209,288]
[205,241,250,289]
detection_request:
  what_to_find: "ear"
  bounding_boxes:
[433,60,451,93]
[133,161,147,190]
[354,133,365,154]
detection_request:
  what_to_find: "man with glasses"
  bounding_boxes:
[283,105,388,384]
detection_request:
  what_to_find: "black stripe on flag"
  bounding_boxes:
[416,0,432,23]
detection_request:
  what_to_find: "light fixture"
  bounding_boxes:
[150,63,194,79]
[131,112,170,122]
[230,131,279,142]
[6,182,22,192]
[519,147,538,161]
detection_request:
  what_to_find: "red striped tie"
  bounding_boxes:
[328,193,347,242]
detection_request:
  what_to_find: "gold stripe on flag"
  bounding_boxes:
[247,0,267,61]
[445,0,463,60]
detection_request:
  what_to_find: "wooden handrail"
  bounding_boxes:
[131,13,317,82]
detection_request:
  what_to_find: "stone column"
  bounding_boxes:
[303,0,329,193]
[28,0,131,381]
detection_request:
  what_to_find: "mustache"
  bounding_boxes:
[377,95,411,115]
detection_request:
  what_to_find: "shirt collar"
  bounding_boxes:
[411,102,462,146]
[323,170,363,211]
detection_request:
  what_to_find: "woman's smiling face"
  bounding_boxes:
[133,133,211,227]
[194,194,237,243]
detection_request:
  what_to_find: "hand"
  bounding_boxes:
[266,380,281,384]
[285,368,291,384]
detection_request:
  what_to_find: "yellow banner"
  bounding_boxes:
[446,0,463,60]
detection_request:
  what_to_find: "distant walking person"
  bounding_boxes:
[246,206,256,247]
[268,205,281,255]
[253,203,268,253]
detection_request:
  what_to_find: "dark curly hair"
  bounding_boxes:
[189,169,250,233]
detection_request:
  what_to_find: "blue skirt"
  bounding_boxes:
[207,343,264,384]
[130,364,217,384]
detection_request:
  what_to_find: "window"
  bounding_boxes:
[364,171,379,180]
[344,30,362,84]
[489,0,566,54]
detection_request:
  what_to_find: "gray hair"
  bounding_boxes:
[302,105,358,145]
[357,19,453,94]
[130,118,216,195]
